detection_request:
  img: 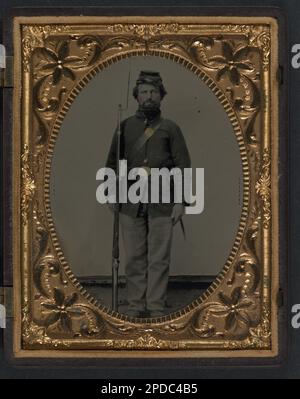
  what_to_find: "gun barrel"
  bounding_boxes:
[111,105,122,312]
[112,257,119,311]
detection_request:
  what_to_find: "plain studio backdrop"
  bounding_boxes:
[50,55,243,278]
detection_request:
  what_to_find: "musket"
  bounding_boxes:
[111,105,121,311]
[111,64,131,312]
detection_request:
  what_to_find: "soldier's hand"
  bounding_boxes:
[171,204,185,225]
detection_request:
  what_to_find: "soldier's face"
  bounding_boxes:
[137,84,161,109]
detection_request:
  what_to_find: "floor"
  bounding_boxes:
[81,280,212,317]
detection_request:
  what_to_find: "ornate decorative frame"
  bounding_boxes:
[12,16,279,358]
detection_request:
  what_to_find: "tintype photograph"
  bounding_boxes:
[11,15,280,357]
[50,56,242,319]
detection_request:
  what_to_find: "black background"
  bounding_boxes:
[0,0,298,379]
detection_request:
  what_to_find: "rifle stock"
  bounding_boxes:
[112,204,119,311]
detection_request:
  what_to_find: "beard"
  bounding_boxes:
[139,100,160,119]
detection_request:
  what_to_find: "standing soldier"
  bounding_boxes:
[106,70,191,318]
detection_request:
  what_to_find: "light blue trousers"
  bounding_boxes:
[120,213,173,313]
